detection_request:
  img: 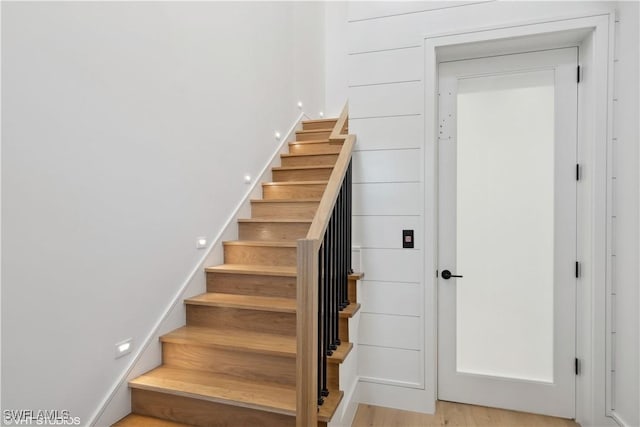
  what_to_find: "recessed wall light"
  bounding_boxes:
[115,339,133,359]
[196,237,207,249]
[275,131,281,140]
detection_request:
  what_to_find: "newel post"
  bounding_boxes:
[296,238,319,427]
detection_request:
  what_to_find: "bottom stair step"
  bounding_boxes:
[130,366,295,416]
[318,390,344,423]
[128,366,343,425]
[131,389,295,427]
[113,414,190,427]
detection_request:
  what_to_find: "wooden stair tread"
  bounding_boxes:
[262,180,328,186]
[222,240,297,247]
[205,264,296,277]
[129,366,296,416]
[328,341,353,364]
[318,390,344,423]
[281,152,338,158]
[349,272,365,280]
[271,165,334,171]
[237,218,312,223]
[161,326,296,356]
[289,140,335,145]
[251,198,321,203]
[296,129,331,134]
[302,118,338,124]
[113,414,191,427]
[340,302,361,318]
[185,293,296,313]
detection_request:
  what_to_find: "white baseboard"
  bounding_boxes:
[89,112,307,427]
[356,380,436,415]
[329,377,360,427]
[611,411,635,427]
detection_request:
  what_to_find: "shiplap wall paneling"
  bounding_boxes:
[350,115,423,151]
[360,248,422,283]
[346,0,629,419]
[348,12,425,53]
[359,345,422,385]
[347,1,478,23]
[353,183,421,216]
[348,47,422,86]
[349,81,422,119]
[359,313,421,350]
[353,216,422,250]
[348,2,612,54]
[360,281,421,316]
[353,149,421,184]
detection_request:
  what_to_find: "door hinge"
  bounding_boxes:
[575,261,580,278]
[575,358,580,375]
[576,164,580,181]
[577,66,581,83]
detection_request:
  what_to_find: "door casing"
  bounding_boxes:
[423,13,616,427]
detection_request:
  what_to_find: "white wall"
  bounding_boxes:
[1,2,324,425]
[344,0,638,424]
[325,1,349,117]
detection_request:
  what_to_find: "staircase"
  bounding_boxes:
[113,114,361,427]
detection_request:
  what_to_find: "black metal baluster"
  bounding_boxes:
[341,180,348,308]
[347,161,353,277]
[331,206,340,350]
[325,217,332,353]
[337,187,343,311]
[315,158,355,411]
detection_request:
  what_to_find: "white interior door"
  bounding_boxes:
[437,48,578,418]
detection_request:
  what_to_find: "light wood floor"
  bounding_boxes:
[352,401,579,427]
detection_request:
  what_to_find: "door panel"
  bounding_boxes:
[437,48,578,418]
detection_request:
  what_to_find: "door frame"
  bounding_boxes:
[422,13,616,427]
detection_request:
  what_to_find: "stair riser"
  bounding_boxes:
[251,202,319,220]
[288,142,342,155]
[340,317,349,343]
[132,389,295,427]
[328,364,339,391]
[224,245,297,267]
[349,277,357,304]
[162,343,296,386]
[186,305,296,336]
[272,168,333,182]
[296,130,331,141]
[206,272,296,299]
[302,121,337,131]
[238,222,310,241]
[262,183,326,200]
[280,154,339,167]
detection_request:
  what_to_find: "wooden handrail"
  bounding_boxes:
[296,104,355,427]
[329,104,349,142]
[306,105,355,241]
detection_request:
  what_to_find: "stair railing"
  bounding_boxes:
[296,104,355,427]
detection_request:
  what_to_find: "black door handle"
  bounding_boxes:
[441,269,463,280]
